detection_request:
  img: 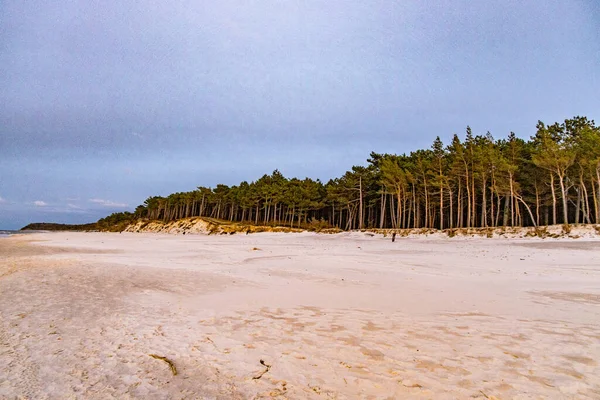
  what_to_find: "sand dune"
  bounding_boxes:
[1,232,599,399]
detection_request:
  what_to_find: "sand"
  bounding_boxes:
[1,232,599,399]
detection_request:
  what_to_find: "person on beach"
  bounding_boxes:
[392,232,396,242]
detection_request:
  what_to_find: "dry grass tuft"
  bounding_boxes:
[535,226,548,238]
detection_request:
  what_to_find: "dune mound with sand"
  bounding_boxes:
[123,216,600,240]
[124,217,306,235]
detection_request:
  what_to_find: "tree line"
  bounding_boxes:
[114,116,599,230]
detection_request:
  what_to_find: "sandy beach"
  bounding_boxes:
[1,232,599,399]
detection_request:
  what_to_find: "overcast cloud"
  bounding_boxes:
[1,1,599,229]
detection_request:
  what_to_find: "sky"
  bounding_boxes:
[1,0,599,229]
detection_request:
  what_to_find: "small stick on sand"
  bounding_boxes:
[252,359,271,380]
[149,354,178,376]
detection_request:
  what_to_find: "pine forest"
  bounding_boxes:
[105,117,600,231]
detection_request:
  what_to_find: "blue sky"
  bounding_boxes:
[1,1,599,229]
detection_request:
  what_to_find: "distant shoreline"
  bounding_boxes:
[1,230,46,237]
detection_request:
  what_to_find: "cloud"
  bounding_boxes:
[67,203,83,209]
[89,199,128,208]
[0,196,6,203]
[130,131,144,139]
[34,200,48,207]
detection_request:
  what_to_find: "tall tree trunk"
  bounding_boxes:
[510,173,517,226]
[449,188,454,229]
[423,178,429,228]
[515,194,537,227]
[403,194,408,229]
[345,205,353,230]
[465,171,471,228]
[471,169,476,227]
[359,176,364,230]
[592,175,599,224]
[458,180,463,228]
[481,177,487,227]
[557,172,569,225]
[495,194,501,227]
[575,185,581,224]
[416,195,420,228]
[390,195,396,229]
[396,193,401,229]
[535,184,540,226]
[581,182,591,224]
[412,184,417,228]
[407,194,413,229]
[490,184,495,227]
[550,173,557,225]
[331,204,335,227]
[596,167,600,223]
[502,194,510,226]
[379,192,386,228]
[439,181,444,230]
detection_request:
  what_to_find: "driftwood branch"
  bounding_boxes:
[149,354,178,376]
[252,359,271,380]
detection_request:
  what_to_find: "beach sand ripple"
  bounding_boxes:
[1,232,599,399]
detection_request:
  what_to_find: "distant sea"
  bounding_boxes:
[1,230,46,237]
[0,230,28,237]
